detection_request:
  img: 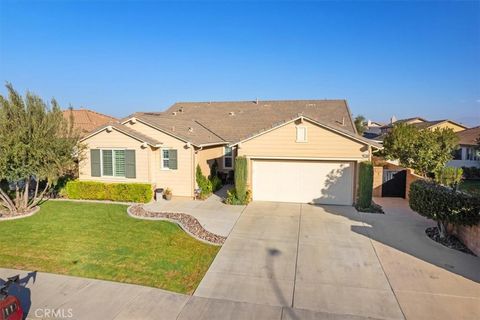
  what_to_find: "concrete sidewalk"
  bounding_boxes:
[143,186,245,237]
[0,268,369,320]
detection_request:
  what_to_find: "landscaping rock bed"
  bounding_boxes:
[129,205,226,245]
[426,227,476,256]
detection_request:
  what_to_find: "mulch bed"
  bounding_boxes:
[426,227,476,256]
[129,205,226,245]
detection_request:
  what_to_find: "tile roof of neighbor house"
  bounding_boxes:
[457,126,480,146]
[63,109,117,136]
[127,100,358,146]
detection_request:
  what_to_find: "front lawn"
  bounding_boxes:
[459,180,480,196]
[0,201,219,294]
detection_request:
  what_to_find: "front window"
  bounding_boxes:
[466,147,479,161]
[452,148,462,160]
[224,147,233,169]
[162,149,170,169]
[101,149,126,177]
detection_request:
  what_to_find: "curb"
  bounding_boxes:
[127,205,224,246]
[0,206,41,221]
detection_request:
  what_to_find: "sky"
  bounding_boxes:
[0,1,479,126]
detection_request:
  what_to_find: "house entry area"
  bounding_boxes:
[251,160,354,205]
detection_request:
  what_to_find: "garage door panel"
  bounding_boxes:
[252,160,353,205]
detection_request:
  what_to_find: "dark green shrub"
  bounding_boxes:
[196,165,212,199]
[210,159,218,179]
[234,156,247,202]
[65,181,152,203]
[210,175,222,192]
[357,161,373,208]
[409,180,480,238]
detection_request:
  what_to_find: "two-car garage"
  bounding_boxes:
[251,160,355,205]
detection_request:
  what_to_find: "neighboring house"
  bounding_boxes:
[448,126,480,168]
[363,120,385,140]
[63,109,117,137]
[366,116,468,142]
[79,100,381,205]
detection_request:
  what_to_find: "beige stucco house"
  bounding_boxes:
[79,100,381,205]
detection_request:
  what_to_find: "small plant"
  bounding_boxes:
[435,166,463,190]
[210,160,219,179]
[164,188,172,200]
[409,180,480,238]
[210,175,223,192]
[225,188,252,205]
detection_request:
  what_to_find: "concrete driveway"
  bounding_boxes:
[194,200,480,319]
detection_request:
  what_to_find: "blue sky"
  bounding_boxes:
[0,1,479,126]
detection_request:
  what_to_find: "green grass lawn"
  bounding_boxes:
[0,201,220,294]
[459,180,480,196]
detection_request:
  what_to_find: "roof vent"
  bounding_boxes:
[306,103,316,107]
[342,117,345,126]
[172,126,175,131]
[172,111,177,116]
[188,127,194,133]
[229,111,235,116]
[178,107,184,113]
[255,97,259,104]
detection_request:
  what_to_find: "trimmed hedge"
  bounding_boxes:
[234,156,247,203]
[65,181,153,203]
[409,180,480,229]
[357,161,373,208]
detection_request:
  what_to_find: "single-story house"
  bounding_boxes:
[63,108,117,137]
[78,100,381,205]
[448,126,480,168]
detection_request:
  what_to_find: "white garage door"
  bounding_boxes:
[252,160,354,205]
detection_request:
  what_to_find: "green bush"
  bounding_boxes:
[196,165,212,199]
[357,161,373,208]
[435,166,463,189]
[225,188,251,205]
[409,180,480,237]
[65,181,152,203]
[234,156,247,202]
[210,175,223,192]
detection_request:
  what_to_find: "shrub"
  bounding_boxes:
[196,165,212,199]
[65,181,153,203]
[409,180,480,238]
[462,166,480,180]
[225,188,251,205]
[234,156,247,202]
[435,166,463,189]
[210,159,218,179]
[210,175,223,192]
[357,161,373,208]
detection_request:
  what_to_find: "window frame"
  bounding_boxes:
[224,146,233,169]
[161,148,171,170]
[296,126,308,143]
[100,149,126,178]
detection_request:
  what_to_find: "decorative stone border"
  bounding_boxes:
[127,205,226,246]
[0,206,40,221]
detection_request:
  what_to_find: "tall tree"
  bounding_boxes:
[382,123,458,177]
[0,84,82,214]
[354,115,367,135]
